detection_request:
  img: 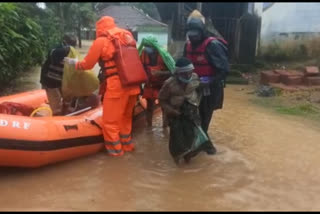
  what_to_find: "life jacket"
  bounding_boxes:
[45,46,70,84]
[99,28,147,88]
[141,50,170,87]
[46,58,64,82]
[0,102,35,116]
[186,37,228,77]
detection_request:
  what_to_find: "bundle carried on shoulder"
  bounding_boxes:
[138,36,176,73]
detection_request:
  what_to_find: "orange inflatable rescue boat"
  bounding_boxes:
[0,89,147,168]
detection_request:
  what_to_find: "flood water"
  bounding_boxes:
[0,85,320,211]
[0,41,320,211]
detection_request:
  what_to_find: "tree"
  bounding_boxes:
[45,3,96,48]
[45,3,71,34]
[0,3,45,85]
[71,3,97,48]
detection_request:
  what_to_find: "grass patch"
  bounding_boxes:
[226,76,248,85]
[275,104,319,116]
[250,96,320,121]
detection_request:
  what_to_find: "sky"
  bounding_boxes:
[36,2,46,9]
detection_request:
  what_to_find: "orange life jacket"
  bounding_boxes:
[141,50,169,87]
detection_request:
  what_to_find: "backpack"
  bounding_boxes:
[108,30,147,87]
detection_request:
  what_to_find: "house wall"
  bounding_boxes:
[261,3,320,46]
[137,31,169,50]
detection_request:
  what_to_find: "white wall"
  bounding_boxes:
[261,3,320,46]
[254,3,263,17]
[137,31,168,50]
[248,3,263,16]
[247,3,254,14]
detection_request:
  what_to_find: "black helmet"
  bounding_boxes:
[186,17,207,40]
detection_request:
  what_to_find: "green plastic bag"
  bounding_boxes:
[62,47,99,98]
[192,125,209,150]
[137,36,175,73]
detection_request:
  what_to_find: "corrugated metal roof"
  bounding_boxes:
[98,5,167,30]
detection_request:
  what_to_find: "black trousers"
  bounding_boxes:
[199,92,216,133]
[198,83,224,150]
[199,82,224,133]
[199,95,216,150]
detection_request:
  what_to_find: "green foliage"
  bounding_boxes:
[35,7,63,50]
[251,96,320,122]
[45,3,97,48]
[0,2,97,87]
[0,3,45,85]
[275,104,319,116]
[273,88,283,96]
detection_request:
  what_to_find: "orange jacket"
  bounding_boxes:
[140,49,171,88]
[76,16,140,98]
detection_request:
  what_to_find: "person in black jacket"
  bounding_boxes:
[183,10,229,155]
[40,34,77,115]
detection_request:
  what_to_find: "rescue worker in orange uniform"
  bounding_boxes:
[64,16,140,157]
[140,44,171,127]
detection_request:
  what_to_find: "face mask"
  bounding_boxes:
[178,75,193,83]
[187,30,203,45]
[188,35,202,44]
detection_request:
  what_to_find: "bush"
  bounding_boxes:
[0,3,45,86]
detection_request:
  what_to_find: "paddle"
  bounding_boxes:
[65,106,92,116]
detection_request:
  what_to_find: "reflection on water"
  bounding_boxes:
[0,67,42,96]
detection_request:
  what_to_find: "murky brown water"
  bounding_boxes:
[1,41,320,211]
[1,85,320,211]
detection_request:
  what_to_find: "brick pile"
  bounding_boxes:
[260,66,320,87]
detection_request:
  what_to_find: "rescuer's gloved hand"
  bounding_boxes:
[64,57,78,65]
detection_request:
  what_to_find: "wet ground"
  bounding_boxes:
[0,41,320,211]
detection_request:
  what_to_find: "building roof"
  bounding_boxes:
[98,5,167,31]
